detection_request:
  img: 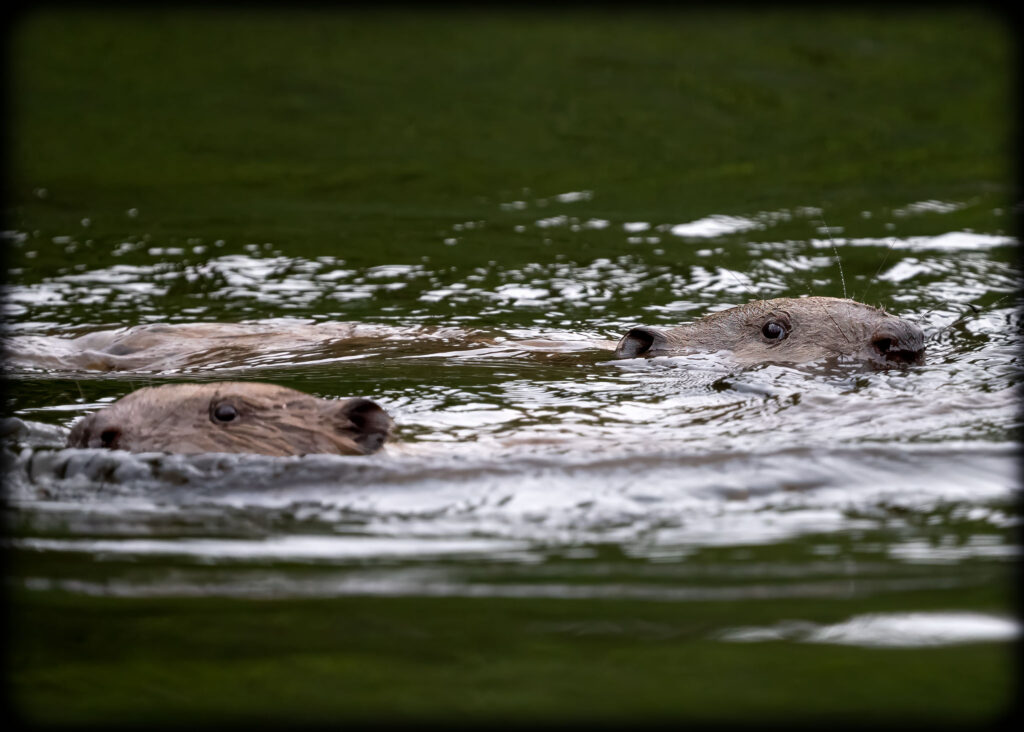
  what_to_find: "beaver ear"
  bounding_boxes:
[614,327,670,358]
[328,398,394,454]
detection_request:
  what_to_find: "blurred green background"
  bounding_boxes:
[4,7,1015,725]
[7,7,1010,270]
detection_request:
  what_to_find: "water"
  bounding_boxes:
[5,204,1019,707]
[3,9,1018,724]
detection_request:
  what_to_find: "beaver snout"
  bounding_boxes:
[68,413,123,449]
[870,320,925,364]
[614,327,671,358]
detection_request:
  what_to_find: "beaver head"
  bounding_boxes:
[67,382,393,456]
[614,297,925,366]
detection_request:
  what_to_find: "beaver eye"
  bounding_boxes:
[762,321,788,341]
[211,403,239,423]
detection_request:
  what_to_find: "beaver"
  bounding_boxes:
[614,297,925,365]
[6,297,924,374]
[66,382,393,456]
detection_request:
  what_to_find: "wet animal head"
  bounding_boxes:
[614,297,925,366]
[67,382,393,456]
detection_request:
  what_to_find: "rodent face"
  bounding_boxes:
[67,382,393,456]
[615,297,925,365]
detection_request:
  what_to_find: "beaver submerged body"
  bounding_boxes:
[67,382,393,456]
[614,297,925,365]
[3,322,469,372]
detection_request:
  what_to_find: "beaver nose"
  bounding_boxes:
[97,427,122,449]
[870,320,925,364]
[614,327,671,358]
[67,414,123,449]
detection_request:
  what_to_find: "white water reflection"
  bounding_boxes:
[6,442,1018,557]
[3,226,1017,331]
[893,200,967,216]
[811,232,1014,252]
[18,574,977,603]
[3,207,1020,604]
[718,611,1019,647]
[670,214,761,238]
[15,535,531,561]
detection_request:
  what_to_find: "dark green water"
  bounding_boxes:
[3,8,1019,724]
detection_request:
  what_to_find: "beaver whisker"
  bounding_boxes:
[816,300,852,345]
[722,267,759,300]
[925,296,1008,343]
[859,236,899,307]
[817,212,848,300]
